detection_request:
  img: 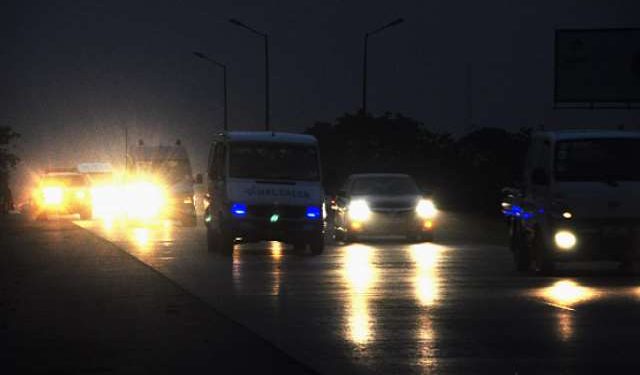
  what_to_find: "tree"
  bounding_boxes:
[0,126,20,173]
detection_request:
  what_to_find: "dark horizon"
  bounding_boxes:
[2,0,640,192]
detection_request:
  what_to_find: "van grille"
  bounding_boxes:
[247,204,306,220]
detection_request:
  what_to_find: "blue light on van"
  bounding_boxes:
[231,203,247,217]
[306,206,321,219]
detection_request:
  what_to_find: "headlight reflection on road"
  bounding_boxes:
[270,241,283,296]
[541,280,595,308]
[410,243,444,307]
[537,279,597,342]
[132,227,151,251]
[342,244,377,345]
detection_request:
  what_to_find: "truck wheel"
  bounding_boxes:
[218,226,234,256]
[333,228,345,243]
[534,231,555,275]
[512,225,531,272]
[79,208,93,220]
[293,242,307,254]
[206,226,218,253]
[181,215,197,227]
[310,233,325,255]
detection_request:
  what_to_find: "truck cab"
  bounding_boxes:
[204,131,324,255]
[506,130,640,273]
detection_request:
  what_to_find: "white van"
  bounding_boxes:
[505,130,640,273]
[204,132,324,255]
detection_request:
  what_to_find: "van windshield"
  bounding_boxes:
[229,143,320,181]
[555,138,640,181]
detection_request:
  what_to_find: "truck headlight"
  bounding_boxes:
[416,199,437,219]
[554,230,577,250]
[43,187,64,205]
[348,200,371,221]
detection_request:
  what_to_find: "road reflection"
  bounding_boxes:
[536,279,598,341]
[342,244,377,345]
[410,243,445,370]
[270,241,283,296]
[410,243,444,307]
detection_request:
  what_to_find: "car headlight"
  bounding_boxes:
[348,199,371,221]
[554,230,577,250]
[416,199,437,219]
[42,187,64,205]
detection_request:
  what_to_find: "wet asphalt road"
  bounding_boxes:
[75,214,640,374]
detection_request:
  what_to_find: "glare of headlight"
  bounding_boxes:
[554,230,577,250]
[75,191,86,200]
[348,200,371,221]
[125,182,165,219]
[43,187,63,205]
[562,211,573,219]
[416,199,438,219]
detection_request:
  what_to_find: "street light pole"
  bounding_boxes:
[229,18,270,131]
[193,52,228,131]
[361,18,404,115]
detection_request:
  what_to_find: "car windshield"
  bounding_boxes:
[134,159,192,183]
[351,176,419,196]
[555,138,640,181]
[229,143,320,181]
[42,175,87,187]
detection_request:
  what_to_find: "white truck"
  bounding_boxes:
[127,140,198,226]
[503,130,640,273]
[204,132,325,255]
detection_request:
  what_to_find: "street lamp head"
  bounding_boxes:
[193,51,207,59]
[387,18,404,27]
[229,18,244,27]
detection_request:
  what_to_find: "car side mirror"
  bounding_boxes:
[531,168,549,186]
[195,173,203,184]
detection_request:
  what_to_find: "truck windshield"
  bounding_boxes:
[134,159,192,183]
[351,177,419,196]
[229,143,320,181]
[555,138,640,181]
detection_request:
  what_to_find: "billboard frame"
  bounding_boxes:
[554,27,640,109]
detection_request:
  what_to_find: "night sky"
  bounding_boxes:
[2,0,640,194]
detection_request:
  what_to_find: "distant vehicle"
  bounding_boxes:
[503,130,640,273]
[332,173,437,242]
[204,132,324,255]
[33,172,93,220]
[127,140,198,226]
[77,162,114,185]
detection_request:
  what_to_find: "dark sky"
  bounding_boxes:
[2,0,640,189]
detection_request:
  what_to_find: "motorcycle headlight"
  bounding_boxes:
[348,200,371,221]
[416,199,437,219]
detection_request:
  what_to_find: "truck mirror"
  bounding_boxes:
[195,174,203,184]
[531,168,549,186]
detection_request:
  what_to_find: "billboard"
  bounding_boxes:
[555,28,640,104]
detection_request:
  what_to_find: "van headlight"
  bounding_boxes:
[348,200,371,221]
[554,230,577,250]
[416,199,438,219]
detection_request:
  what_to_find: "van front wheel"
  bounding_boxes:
[310,233,325,255]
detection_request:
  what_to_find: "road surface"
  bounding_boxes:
[75,213,640,374]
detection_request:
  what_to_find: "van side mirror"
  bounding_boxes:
[195,174,203,184]
[531,168,549,186]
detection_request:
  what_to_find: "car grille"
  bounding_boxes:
[369,201,414,212]
[247,204,306,220]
